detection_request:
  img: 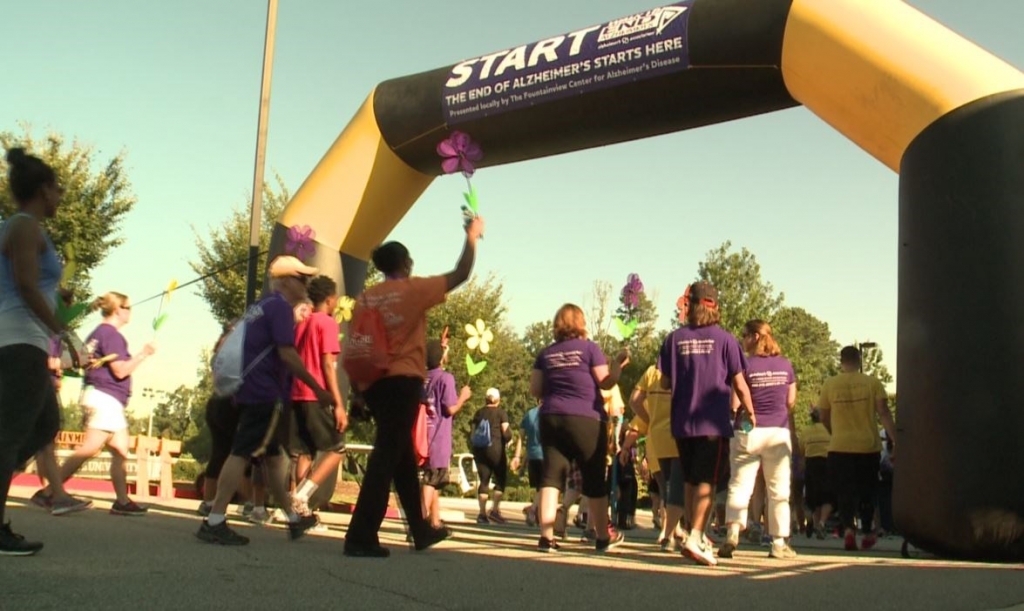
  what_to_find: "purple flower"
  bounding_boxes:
[285,225,316,262]
[620,273,644,309]
[437,131,483,177]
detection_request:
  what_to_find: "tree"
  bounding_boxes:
[697,241,784,335]
[771,306,840,430]
[521,321,551,360]
[0,128,137,316]
[853,341,894,387]
[190,175,289,326]
[424,275,533,455]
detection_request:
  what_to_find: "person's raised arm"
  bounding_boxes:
[109,343,156,380]
[444,216,485,292]
[446,385,472,417]
[7,217,62,335]
[593,348,630,391]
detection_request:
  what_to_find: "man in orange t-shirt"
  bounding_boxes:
[344,216,485,559]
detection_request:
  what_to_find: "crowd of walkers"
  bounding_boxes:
[0,148,896,566]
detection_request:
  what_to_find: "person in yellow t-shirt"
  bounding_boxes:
[799,408,834,539]
[818,346,897,552]
[630,363,687,550]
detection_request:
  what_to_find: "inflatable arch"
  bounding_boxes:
[268,0,1024,561]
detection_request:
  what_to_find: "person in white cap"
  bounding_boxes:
[196,255,335,546]
[469,387,512,524]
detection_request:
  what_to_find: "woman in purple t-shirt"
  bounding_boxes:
[52,292,155,515]
[530,303,629,553]
[720,319,798,561]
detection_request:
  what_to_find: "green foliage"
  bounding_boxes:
[426,275,533,455]
[697,241,785,335]
[190,175,289,326]
[0,127,137,321]
[772,306,840,427]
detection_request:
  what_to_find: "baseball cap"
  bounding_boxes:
[485,388,500,401]
[269,255,318,279]
[688,281,718,305]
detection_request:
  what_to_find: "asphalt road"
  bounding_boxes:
[1,487,1022,611]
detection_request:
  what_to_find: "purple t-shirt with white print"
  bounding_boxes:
[83,323,132,406]
[534,338,608,421]
[424,367,459,469]
[235,292,295,405]
[659,324,747,439]
[745,355,795,428]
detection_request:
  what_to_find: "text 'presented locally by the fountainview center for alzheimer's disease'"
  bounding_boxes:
[441,1,695,124]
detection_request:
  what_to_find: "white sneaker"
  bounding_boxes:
[769,541,798,559]
[684,534,718,566]
[248,507,271,525]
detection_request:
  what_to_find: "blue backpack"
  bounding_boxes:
[471,417,491,448]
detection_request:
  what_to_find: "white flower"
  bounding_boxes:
[465,319,493,354]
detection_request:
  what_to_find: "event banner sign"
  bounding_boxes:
[442,2,695,125]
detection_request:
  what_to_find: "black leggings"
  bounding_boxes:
[474,452,507,495]
[828,451,880,533]
[346,376,431,546]
[539,413,608,498]
[0,344,60,525]
[0,345,60,467]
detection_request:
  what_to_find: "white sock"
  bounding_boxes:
[728,523,741,542]
[207,513,226,526]
[773,536,785,547]
[294,479,318,502]
[689,528,703,544]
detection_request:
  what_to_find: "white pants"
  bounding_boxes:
[725,426,792,538]
[81,386,128,433]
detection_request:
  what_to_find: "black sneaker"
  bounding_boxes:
[414,525,451,551]
[0,522,43,556]
[196,520,250,546]
[110,500,148,516]
[288,514,320,541]
[538,536,561,553]
[595,528,625,553]
[344,540,390,558]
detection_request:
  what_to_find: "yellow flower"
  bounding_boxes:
[465,319,493,354]
[334,296,355,322]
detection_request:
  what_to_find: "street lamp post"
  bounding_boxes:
[858,342,878,373]
[245,0,279,309]
[140,387,167,437]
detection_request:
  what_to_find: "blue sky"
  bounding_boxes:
[3,1,1022,410]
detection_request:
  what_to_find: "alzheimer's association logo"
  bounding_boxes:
[598,5,688,43]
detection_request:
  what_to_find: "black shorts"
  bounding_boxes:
[474,452,507,494]
[527,459,544,490]
[539,414,608,498]
[804,456,834,509]
[204,395,241,479]
[231,401,286,458]
[421,467,449,488]
[287,401,346,456]
[828,451,879,505]
[675,436,727,487]
[0,344,61,467]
